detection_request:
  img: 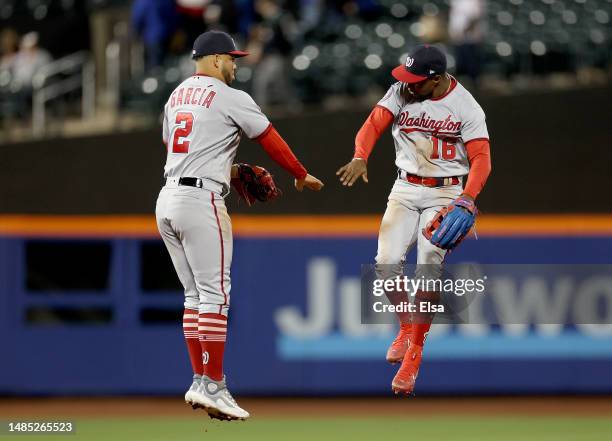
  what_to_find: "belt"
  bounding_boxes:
[177,177,206,188]
[397,169,461,187]
[165,176,228,196]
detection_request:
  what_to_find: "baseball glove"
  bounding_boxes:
[231,163,281,206]
[423,196,477,250]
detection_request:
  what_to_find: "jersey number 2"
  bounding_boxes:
[172,112,194,153]
[430,136,456,160]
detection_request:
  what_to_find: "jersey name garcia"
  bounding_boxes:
[378,77,488,178]
[162,75,270,191]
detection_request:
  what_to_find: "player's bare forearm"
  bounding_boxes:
[336,158,368,187]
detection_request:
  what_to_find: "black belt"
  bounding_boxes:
[168,176,229,197]
[177,177,205,188]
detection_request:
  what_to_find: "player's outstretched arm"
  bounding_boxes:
[337,106,393,187]
[255,124,324,192]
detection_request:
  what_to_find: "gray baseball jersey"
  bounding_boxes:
[162,74,270,189]
[157,74,271,319]
[378,77,488,177]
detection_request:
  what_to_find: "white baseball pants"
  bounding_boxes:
[156,183,232,316]
[376,179,463,268]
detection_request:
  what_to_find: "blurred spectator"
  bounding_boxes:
[327,0,381,21]
[296,0,324,37]
[248,0,299,107]
[234,0,257,38]
[0,28,19,71]
[448,0,486,84]
[420,14,447,44]
[131,0,179,69]
[176,0,208,48]
[204,0,240,34]
[0,28,20,124]
[2,32,52,120]
[12,32,52,91]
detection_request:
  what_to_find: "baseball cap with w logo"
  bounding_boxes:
[192,30,249,59]
[392,45,447,83]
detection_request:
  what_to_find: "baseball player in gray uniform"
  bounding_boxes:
[156,31,323,420]
[338,45,491,395]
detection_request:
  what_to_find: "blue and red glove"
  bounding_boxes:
[423,196,477,250]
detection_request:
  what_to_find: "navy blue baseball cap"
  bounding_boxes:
[392,45,447,83]
[192,30,248,59]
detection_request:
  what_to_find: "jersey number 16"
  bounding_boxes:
[171,112,194,153]
[430,136,456,160]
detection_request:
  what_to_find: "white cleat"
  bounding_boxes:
[185,374,202,407]
[191,375,250,421]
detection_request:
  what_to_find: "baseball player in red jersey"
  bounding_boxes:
[156,31,323,420]
[337,45,491,395]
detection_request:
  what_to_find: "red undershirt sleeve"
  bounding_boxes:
[255,124,308,180]
[354,105,394,162]
[463,138,492,200]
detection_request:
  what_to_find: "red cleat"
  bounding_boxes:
[386,324,413,364]
[391,343,423,395]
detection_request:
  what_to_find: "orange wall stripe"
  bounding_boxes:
[1,215,612,238]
